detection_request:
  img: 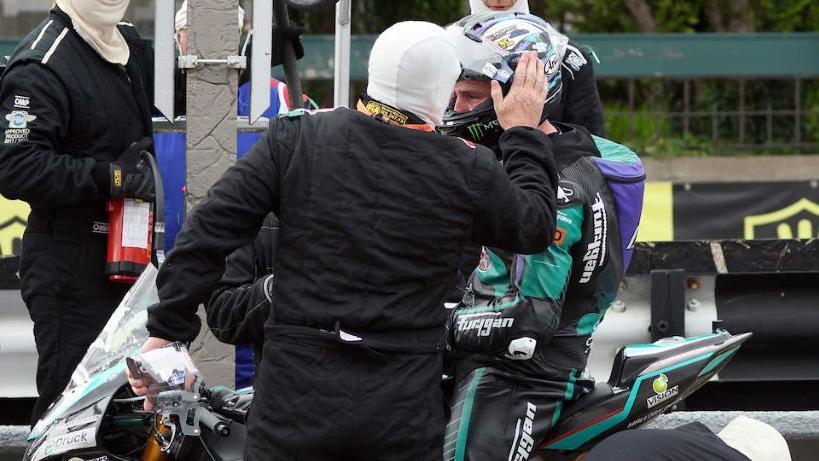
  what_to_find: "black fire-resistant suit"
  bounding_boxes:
[145,104,559,460]
[0,8,152,425]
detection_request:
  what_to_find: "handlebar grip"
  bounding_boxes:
[199,408,231,437]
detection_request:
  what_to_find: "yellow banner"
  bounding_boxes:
[0,195,30,257]
[636,182,673,242]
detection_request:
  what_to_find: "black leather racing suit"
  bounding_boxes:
[445,124,643,461]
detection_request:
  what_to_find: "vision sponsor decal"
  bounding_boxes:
[579,193,607,283]
[510,402,537,461]
[646,373,679,409]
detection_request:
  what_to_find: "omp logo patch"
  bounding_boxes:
[744,198,819,239]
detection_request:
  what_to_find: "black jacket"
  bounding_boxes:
[548,42,605,137]
[147,107,559,344]
[206,213,278,346]
[0,8,152,235]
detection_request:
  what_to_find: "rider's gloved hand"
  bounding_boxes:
[447,297,559,361]
[93,137,155,200]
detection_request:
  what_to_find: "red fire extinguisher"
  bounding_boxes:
[105,151,166,283]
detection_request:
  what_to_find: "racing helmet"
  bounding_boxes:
[439,12,567,149]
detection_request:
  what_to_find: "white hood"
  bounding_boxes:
[57,0,130,65]
[366,21,461,127]
[469,0,530,14]
[717,416,792,461]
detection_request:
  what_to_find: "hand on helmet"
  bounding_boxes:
[491,51,550,130]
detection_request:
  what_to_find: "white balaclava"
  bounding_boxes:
[717,416,792,461]
[366,21,461,127]
[469,0,530,14]
[57,0,131,65]
[175,0,245,33]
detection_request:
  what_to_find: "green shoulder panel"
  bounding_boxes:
[591,135,640,164]
[520,204,584,300]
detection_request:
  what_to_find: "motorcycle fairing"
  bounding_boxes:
[539,331,751,452]
[25,393,114,461]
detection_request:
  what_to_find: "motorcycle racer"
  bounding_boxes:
[439,12,645,461]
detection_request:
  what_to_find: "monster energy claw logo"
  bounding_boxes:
[467,120,501,140]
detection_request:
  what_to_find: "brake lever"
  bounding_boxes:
[126,356,144,379]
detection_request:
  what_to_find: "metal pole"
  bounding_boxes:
[185,0,240,387]
[274,0,303,109]
[250,0,274,123]
[334,0,352,107]
[153,0,175,120]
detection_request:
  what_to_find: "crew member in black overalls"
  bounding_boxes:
[0,0,154,425]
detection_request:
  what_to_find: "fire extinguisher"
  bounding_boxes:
[105,151,166,283]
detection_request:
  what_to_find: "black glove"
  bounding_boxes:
[93,137,155,200]
[271,22,305,67]
[448,297,558,361]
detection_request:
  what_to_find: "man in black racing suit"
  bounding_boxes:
[0,2,153,424]
[130,22,561,460]
[440,13,644,461]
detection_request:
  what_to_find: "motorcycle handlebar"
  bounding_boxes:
[198,408,231,437]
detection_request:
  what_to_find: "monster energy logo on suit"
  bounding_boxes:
[467,120,501,140]
[579,193,607,283]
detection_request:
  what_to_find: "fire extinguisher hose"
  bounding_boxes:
[141,151,165,267]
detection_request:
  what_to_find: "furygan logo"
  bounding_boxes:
[511,402,537,461]
[456,315,513,337]
[579,193,607,283]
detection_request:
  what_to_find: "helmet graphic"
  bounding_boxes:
[439,12,567,150]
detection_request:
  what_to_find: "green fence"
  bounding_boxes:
[4,33,818,78]
[3,33,819,153]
